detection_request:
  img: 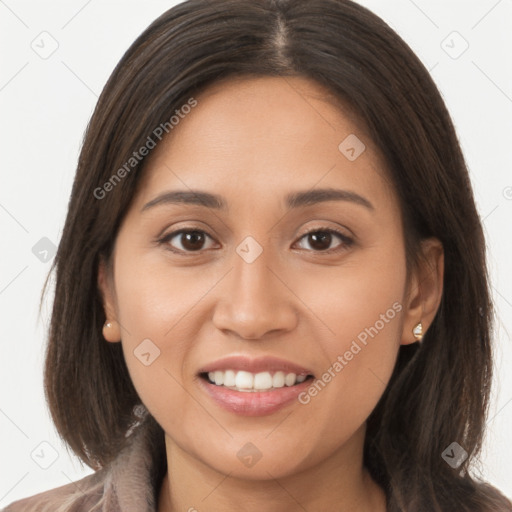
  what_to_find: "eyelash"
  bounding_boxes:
[157,226,354,256]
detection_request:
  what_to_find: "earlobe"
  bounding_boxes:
[97,257,121,343]
[401,237,444,345]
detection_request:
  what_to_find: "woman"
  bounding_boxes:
[3,0,511,510]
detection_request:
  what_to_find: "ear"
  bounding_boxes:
[97,256,121,343]
[401,237,444,345]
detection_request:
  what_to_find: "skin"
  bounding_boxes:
[98,75,444,512]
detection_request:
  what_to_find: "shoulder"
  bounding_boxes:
[1,413,165,512]
[1,470,107,512]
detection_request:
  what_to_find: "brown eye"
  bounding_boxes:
[160,229,215,253]
[295,228,353,253]
[306,231,333,251]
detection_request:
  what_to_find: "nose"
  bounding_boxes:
[212,247,298,340]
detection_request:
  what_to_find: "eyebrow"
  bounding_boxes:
[141,187,375,213]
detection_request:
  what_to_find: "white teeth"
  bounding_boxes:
[272,371,285,388]
[285,373,296,386]
[205,370,310,391]
[235,371,253,389]
[223,370,236,387]
[254,372,273,390]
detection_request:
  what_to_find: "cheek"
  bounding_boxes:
[111,250,211,416]
[293,240,406,415]
[114,249,210,342]
[297,236,406,350]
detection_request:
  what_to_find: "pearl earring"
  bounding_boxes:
[412,322,423,341]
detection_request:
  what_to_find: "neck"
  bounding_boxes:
[157,425,387,512]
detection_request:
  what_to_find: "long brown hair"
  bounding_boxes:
[41,0,511,510]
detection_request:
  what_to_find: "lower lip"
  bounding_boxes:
[198,376,313,416]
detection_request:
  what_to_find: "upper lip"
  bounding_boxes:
[198,355,314,376]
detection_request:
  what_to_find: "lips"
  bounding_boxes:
[196,355,315,415]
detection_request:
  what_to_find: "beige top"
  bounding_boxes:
[2,413,166,512]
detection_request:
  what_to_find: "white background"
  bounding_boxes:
[1,0,511,506]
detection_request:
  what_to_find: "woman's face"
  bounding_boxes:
[99,76,432,479]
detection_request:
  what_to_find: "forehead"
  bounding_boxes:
[159,75,370,152]
[134,75,397,212]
